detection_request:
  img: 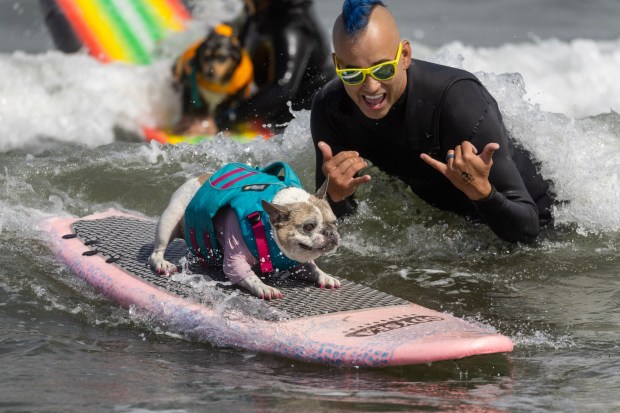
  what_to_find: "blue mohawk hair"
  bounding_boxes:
[342,0,386,35]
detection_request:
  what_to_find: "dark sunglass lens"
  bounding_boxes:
[372,63,396,80]
[341,70,364,85]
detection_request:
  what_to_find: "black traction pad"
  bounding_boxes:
[71,216,409,319]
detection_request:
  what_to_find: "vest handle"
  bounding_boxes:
[260,162,295,184]
[247,211,274,273]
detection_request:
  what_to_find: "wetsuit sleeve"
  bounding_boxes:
[439,80,540,243]
[310,89,357,217]
[218,25,314,127]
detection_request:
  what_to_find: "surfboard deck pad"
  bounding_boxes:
[42,209,513,367]
[70,215,409,320]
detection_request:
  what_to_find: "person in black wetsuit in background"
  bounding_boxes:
[215,0,334,132]
[311,0,555,243]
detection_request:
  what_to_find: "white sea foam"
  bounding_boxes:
[424,43,620,234]
[0,51,178,152]
[435,37,620,119]
[1,37,620,234]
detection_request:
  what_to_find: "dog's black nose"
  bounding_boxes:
[322,228,339,244]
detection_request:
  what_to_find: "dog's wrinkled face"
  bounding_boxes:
[197,32,242,84]
[262,181,339,263]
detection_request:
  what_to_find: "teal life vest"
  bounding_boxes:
[184,162,303,273]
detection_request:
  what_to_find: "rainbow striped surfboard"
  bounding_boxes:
[50,0,191,65]
[45,0,272,143]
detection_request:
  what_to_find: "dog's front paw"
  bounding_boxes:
[314,269,341,290]
[292,263,341,289]
[148,252,177,276]
[237,275,283,300]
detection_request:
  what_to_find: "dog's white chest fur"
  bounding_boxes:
[198,86,227,113]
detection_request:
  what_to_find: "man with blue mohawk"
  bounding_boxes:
[311,0,554,243]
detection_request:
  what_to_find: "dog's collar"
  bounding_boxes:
[196,50,254,97]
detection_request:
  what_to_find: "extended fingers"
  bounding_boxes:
[351,174,372,187]
[317,141,334,161]
[480,142,500,164]
[420,153,448,175]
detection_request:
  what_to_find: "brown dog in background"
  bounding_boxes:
[172,24,254,135]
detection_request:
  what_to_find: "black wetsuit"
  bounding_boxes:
[216,0,334,131]
[311,59,554,243]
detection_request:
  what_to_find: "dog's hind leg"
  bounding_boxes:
[149,178,202,275]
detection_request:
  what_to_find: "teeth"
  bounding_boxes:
[364,94,384,104]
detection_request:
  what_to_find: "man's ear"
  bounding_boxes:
[316,176,329,200]
[262,200,289,226]
[401,40,412,70]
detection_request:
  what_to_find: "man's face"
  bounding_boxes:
[333,34,410,120]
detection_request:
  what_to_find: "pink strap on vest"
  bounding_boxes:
[211,167,257,188]
[221,172,257,189]
[211,167,245,186]
[248,212,273,273]
[189,228,203,258]
[202,230,216,262]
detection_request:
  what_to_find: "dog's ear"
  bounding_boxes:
[315,176,329,200]
[262,200,290,226]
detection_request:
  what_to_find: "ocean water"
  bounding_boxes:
[1,0,620,412]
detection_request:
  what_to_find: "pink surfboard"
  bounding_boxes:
[40,209,513,367]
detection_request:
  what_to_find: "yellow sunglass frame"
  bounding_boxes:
[334,41,403,86]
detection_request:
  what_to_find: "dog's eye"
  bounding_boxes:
[302,223,316,233]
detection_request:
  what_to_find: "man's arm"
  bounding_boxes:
[424,80,540,243]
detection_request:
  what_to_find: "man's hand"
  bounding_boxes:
[318,141,371,202]
[420,141,499,201]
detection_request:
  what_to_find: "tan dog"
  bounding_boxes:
[149,163,341,299]
[172,24,254,135]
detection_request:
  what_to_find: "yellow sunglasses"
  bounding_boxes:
[334,42,403,86]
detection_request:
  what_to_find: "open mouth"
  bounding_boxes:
[298,243,336,252]
[363,93,386,109]
[298,243,314,251]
